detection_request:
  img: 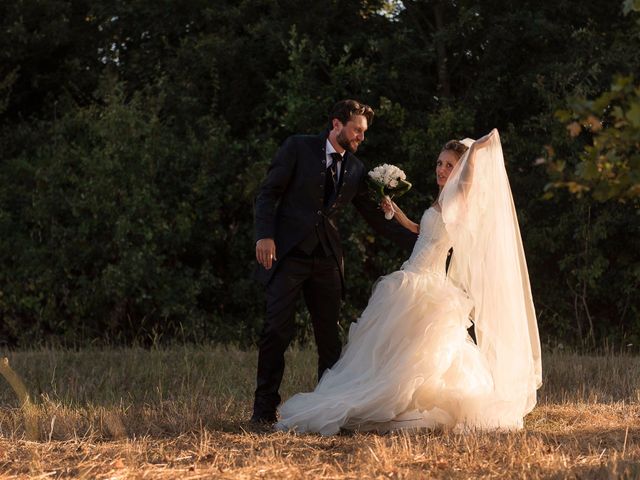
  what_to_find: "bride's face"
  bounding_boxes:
[436,150,459,188]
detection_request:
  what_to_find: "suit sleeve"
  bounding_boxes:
[352,174,418,252]
[254,136,296,242]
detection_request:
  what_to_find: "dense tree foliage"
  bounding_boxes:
[0,0,638,349]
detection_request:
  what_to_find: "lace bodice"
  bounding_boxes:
[401,207,452,276]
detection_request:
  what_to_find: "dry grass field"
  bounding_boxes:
[0,346,638,479]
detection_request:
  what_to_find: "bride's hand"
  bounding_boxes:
[380,197,400,216]
[381,197,392,215]
[474,128,498,150]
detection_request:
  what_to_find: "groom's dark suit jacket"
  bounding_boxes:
[254,131,418,291]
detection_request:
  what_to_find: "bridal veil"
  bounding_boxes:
[440,130,542,428]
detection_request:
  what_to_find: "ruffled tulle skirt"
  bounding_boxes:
[275,269,507,435]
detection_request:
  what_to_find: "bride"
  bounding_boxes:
[275,129,542,435]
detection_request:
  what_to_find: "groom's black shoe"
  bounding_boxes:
[249,412,277,426]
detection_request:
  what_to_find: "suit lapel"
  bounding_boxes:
[316,131,328,170]
[314,131,328,195]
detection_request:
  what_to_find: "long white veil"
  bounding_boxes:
[440,130,542,428]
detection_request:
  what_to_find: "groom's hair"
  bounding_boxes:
[442,140,469,159]
[328,99,374,129]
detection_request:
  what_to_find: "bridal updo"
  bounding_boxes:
[442,140,468,160]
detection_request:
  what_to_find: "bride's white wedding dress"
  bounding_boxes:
[275,133,542,435]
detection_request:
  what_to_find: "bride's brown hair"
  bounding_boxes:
[442,140,468,160]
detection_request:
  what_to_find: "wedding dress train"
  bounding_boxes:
[275,133,542,435]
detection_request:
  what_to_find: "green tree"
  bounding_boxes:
[1,0,639,348]
[550,75,640,202]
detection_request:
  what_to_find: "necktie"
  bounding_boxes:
[329,152,341,187]
[324,153,342,206]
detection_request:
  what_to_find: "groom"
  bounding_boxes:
[251,99,418,424]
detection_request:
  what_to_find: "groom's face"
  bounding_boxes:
[334,115,368,153]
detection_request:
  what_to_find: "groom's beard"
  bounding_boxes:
[337,130,360,153]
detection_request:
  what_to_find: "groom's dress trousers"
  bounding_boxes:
[253,131,418,419]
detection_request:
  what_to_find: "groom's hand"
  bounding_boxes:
[256,238,277,269]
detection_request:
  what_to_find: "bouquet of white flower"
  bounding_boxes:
[367,164,412,219]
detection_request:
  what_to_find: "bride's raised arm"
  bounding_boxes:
[456,128,498,197]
